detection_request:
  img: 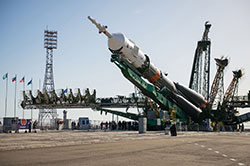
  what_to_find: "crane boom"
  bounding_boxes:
[209,57,228,108]
[223,69,242,103]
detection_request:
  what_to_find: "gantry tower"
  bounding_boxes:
[38,29,58,126]
[189,21,211,100]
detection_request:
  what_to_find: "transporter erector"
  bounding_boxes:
[88,16,207,122]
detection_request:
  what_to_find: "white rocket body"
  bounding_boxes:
[108,33,204,120]
[108,33,177,93]
[108,33,146,69]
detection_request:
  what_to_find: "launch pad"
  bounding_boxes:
[20,17,250,131]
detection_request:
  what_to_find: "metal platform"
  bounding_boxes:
[21,91,146,110]
[227,95,250,108]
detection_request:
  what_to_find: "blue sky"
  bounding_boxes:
[0,0,250,122]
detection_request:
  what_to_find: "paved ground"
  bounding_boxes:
[0,130,249,166]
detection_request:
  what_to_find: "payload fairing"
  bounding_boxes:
[88,16,207,121]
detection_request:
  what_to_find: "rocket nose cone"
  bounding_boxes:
[108,33,125,51]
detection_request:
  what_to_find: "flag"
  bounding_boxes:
[20,77,25,83]
[27,79,32,85]
[2,73,8,80]
[12,76,17,82]
[62,88,68,95]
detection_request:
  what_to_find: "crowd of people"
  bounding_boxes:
[68,120,138,131]
[100,121,138,131]
[71,121,80,130]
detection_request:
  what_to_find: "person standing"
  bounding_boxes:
[241,123,244,133]
[170,123,177,136]
[28,121,32,133]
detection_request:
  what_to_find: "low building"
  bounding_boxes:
[78,117,90,130]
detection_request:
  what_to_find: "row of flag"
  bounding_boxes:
[2,72,68,94]
[2,73,32,85]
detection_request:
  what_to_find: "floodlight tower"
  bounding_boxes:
[38,29,58,126]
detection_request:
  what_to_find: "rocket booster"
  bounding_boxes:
[88,16,207,121]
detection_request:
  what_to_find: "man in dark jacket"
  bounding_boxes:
[170,123,177,136]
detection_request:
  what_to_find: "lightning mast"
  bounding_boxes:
[189,22,211,100]
[38,29,58,126]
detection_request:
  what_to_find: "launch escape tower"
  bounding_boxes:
[38,30,58,126]
[189,22,211,100]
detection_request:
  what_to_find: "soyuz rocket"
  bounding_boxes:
[88,16,207,121]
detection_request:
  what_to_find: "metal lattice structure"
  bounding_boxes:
[189,22,211,100]
[223,69,242,103]
[38,30,58,126]
[215,69,243,123]
[209,57,228,109]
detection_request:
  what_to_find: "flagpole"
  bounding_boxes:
[23,77,25,91]
[14,74,17,117]
[31,78,33,120]
[23,77,25,119]
[5,75,8,117]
